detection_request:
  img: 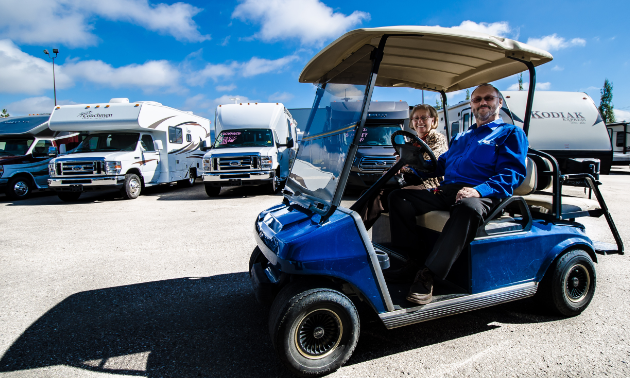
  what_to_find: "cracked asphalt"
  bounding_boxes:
[1,166,629,377]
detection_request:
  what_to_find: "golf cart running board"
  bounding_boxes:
[379,281,538,329]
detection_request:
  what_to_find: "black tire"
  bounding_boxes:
[538,249,596,317]
[6,176,32,200]
[249,246,268,277]
[205,184,221,197]
[269,284,360,377]
[120,173,142,199]
[58,192,81,202]
[178,169,196,187]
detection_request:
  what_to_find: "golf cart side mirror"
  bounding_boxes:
[48,146,58,157]
[59,144,67,154]
[153,140,163,151]
[286,137,294,149]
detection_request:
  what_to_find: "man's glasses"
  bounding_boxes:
[412,116,433,122]
[471,95,499,103]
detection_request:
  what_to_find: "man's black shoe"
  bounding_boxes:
[406,267,433,305]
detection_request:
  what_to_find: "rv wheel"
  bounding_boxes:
[269,284,359,377]
[58,192,81,202]
[178,169,196,187]
[6,176,32,200]
[539,249,596,317]
[205,184,221,197]
[121,173,142,199]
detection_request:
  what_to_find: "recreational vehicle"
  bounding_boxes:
[47,99,210,201]
[606,122,629,165]
[0,114,79,199]
[202,103,298,196]
[439,91,612,174]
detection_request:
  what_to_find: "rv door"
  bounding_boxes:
[140,134,161,183]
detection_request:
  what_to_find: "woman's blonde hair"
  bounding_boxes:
[410,104,439,130]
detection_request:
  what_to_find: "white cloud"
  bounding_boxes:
[614,109,630,122]
[192,62,240,86]
[5,96,77,115]
[446,89,465,99]
[232,0,369,46]
[0,0,209,47]
[0,39,73,95]
[507,82,551,91]
[242,55,299,77]
[551,65,564,71]
[526,34,586,52]
[216,84,237,92]
[268,92,294,103]
[183,94,258,115]
[452,21,511,37]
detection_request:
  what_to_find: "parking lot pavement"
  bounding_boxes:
[1,169,629,378]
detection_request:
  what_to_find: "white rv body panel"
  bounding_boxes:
[47,101,211,198]
[606,122,630,164]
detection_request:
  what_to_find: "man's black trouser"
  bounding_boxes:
[388,184,501,280]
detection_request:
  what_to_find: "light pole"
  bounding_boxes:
[43,49,59,106]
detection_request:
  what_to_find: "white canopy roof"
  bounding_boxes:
[299,26,553,93]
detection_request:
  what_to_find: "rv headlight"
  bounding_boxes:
[261,156,273,170]
[48,162,55,177]
[104,161,122,175]
[203,158,212,172]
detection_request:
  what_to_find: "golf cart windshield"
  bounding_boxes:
[286,83,368,211]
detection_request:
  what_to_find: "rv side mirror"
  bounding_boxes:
[200,140,211,151]
[286,137,294,149]
[154,140,164,151]
[48,146,58,157]
[59,144,67,154]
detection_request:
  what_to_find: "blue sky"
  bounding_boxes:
[1,0,629,122]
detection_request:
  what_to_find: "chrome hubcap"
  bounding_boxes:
[564,264,590,303]
[13,181,28,196]
[129,178,140,196]
[295,309,343,360]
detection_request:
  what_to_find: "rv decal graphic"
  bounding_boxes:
[147,116,175,129]
[77,111,113,120]
[531,111,586,124]
[132,159,158,165]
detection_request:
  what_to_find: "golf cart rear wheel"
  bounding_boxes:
[269,285,359,377]
[541,249,596,317]
[205,184,221,197]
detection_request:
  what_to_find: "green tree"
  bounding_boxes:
[1,109,9,118]
[465,89,470,100]
[434,98,442,110]
[518,73,524,91]
[599,79,616,124]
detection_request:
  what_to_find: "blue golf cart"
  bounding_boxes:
[249,26,624,377]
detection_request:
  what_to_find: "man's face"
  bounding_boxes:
[471,86,503,123]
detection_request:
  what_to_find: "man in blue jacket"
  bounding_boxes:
[388,83,528,305]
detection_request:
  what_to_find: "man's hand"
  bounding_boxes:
[456,187,480,201]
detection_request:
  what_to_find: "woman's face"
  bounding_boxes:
[411,109,433,138]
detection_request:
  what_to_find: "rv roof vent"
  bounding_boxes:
[183,111,193,115]
[136,101,162,106]
[109,98,129,103]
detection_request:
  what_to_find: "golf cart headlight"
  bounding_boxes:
[261,156,273,169]
[48,162,55,177]
[104,161,122,175]
[203,158,212,172]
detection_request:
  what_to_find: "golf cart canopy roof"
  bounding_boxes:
[299,26,553,92]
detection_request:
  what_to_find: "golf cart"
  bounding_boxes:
[250,26,624,377]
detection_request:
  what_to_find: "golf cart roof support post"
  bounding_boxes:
[303,84,327,135]
[440,90,450,143]
[322,35,389,224]
[507,57,536,137]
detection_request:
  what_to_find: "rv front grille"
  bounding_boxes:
[217,156,255,171]
[59,161,103,176]
[359,156,397,172]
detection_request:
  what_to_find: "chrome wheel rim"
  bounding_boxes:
[564,263,590,303]
[13,181,29,197]
[129,178,140,196]
[294,309,343,360]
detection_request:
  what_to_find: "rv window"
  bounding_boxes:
[169,127,183,144]
[213,129,274,148]
[450,122,459,137]
[186,134,192,143]
[32,139,53,156]
[616,132,625,147]
[463,113,470,130]
[141,135,155,151]
[0,137,34,156]
[75,133,140,153]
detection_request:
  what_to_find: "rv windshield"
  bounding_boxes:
[74,133,140,153]
[0,137,34,156]
[358,124,402,146]
[213,129,274,148]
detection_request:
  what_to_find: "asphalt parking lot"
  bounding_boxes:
[1,167,629,378]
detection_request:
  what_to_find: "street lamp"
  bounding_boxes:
[43,48,59,106]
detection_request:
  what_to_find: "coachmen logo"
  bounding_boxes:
[77,111,113,120]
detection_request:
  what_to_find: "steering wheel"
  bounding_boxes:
[390,130,437,173]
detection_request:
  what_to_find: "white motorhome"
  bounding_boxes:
[202,103,298,196]
[0,114,79,199]
[47,98,211,201]
[438,91,613,174]
[606,122,629,165]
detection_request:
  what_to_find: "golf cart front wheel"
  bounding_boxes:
[269,285,359,377]
[542,249,596,317]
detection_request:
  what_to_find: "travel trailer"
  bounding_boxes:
[47,98,211,201]
[606,122,629,165]
[0,114,79,199]
[438,91,612,174]
[202,103,298,196]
